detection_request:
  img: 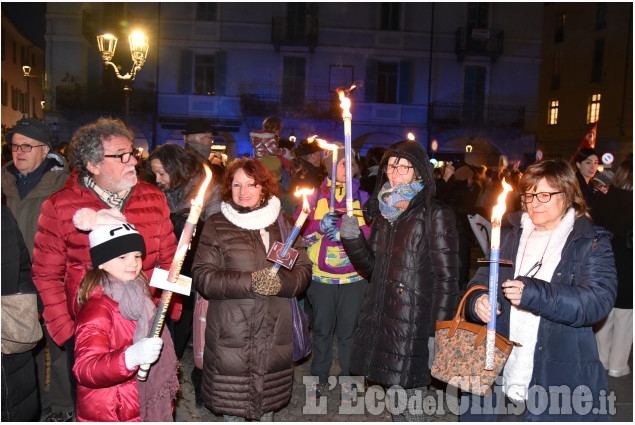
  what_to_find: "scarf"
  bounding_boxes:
[102,276,180,421]
[221,196,281,230]
[84,175,133,211]
[503,207,575,401]
[378,180,424,222]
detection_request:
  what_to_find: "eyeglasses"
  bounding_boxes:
[520,192,562,204]
[524,260,542,278]
[385,164,414,175]
[103,149,139,164]
[10,143,48,153]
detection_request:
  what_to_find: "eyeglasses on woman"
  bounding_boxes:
[520,192,562,204]
[385,164,413,175]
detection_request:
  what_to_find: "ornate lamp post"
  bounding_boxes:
[96,31,149,125]
[22,65,40,118]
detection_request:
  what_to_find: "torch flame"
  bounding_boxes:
[491,178,512,223]
[308,135,338,151]
[407,132,415,141]
[337,85,356,120]
[294,187,315,212]
[192,165,213,207]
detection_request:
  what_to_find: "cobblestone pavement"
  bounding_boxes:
[174,341,632,422]
[174,343,457,422]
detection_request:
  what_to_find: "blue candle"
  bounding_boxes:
[268,189,312,276]
[330,149,338,213]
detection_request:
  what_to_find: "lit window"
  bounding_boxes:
[548,100,559,125]
[587,94,601,124]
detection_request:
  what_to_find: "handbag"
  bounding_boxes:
[430,285,518,397]
[1,292,43,355]
[277,213,312,362]
[290,296,312,361]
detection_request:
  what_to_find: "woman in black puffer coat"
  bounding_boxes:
[341,140,459,421]
[1,205,41,422]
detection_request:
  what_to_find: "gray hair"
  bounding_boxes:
[184,133,211,144]
[68,117,133,176]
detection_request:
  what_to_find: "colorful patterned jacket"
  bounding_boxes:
[294,176,370,284]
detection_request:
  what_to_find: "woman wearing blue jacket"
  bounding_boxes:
[462,159,617,421]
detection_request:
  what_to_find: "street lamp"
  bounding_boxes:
[96,31,149,125]
[22,65,42,118]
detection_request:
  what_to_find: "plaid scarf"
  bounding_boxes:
[84,175,133,211]
[378,180,424,222]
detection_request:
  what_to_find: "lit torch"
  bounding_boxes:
[268,187,315,277]
[137,165,213,381]
[308,135,339,213]
[485,178,513,370]
[407,132,415,141]
[337,85,356,217]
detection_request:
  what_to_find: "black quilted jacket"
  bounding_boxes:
[342,140,460,389]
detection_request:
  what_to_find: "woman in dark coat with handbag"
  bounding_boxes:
[462,159,617,421]
[192,159,312,421]
[340,140,459,421]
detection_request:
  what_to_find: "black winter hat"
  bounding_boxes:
[295,139,324,157]
[182,118,217,135]
[6,118,53,148]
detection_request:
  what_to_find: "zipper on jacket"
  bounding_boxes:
[365,219,395,374]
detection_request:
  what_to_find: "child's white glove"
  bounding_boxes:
[124,337,163,371]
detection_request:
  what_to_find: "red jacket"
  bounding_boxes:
[73,286,140,422]
[32,171,180,346]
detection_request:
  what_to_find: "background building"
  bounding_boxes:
[536,2,633,163]
[1,13,45,133]
[34,2,631,167]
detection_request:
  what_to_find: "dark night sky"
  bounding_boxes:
[2,2,46,47]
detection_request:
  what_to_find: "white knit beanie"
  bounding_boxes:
[73,208,146,267]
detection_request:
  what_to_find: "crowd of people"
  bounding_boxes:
[0,114,631,422]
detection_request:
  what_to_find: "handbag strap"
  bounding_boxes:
[277,212,298,305]
[448,285,488,338]
[277,212,287,241]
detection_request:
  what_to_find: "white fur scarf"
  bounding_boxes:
[220,196,281,230]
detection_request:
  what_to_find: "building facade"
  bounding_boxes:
[1,14,45,134]
[536,2,633,164]
[43,2,545,167]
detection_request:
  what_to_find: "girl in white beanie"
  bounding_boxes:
[71,207,179,422]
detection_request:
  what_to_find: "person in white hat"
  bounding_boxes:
[71,208,179,422]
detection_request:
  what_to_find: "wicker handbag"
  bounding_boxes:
[431,285,518,397]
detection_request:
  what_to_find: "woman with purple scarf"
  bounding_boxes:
[71,208,179,422]
[340,139,459,422]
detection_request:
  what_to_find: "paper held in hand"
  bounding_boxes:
[149,267,192,296]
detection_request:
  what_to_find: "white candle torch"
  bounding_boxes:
[308,135,339,213]
[337,85,356,217]
[138,165,212,381]
[485,178,513,370]
[268,187,315,277]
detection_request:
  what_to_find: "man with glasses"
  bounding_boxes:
[31,117,180,406]
[1,117,74,421]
